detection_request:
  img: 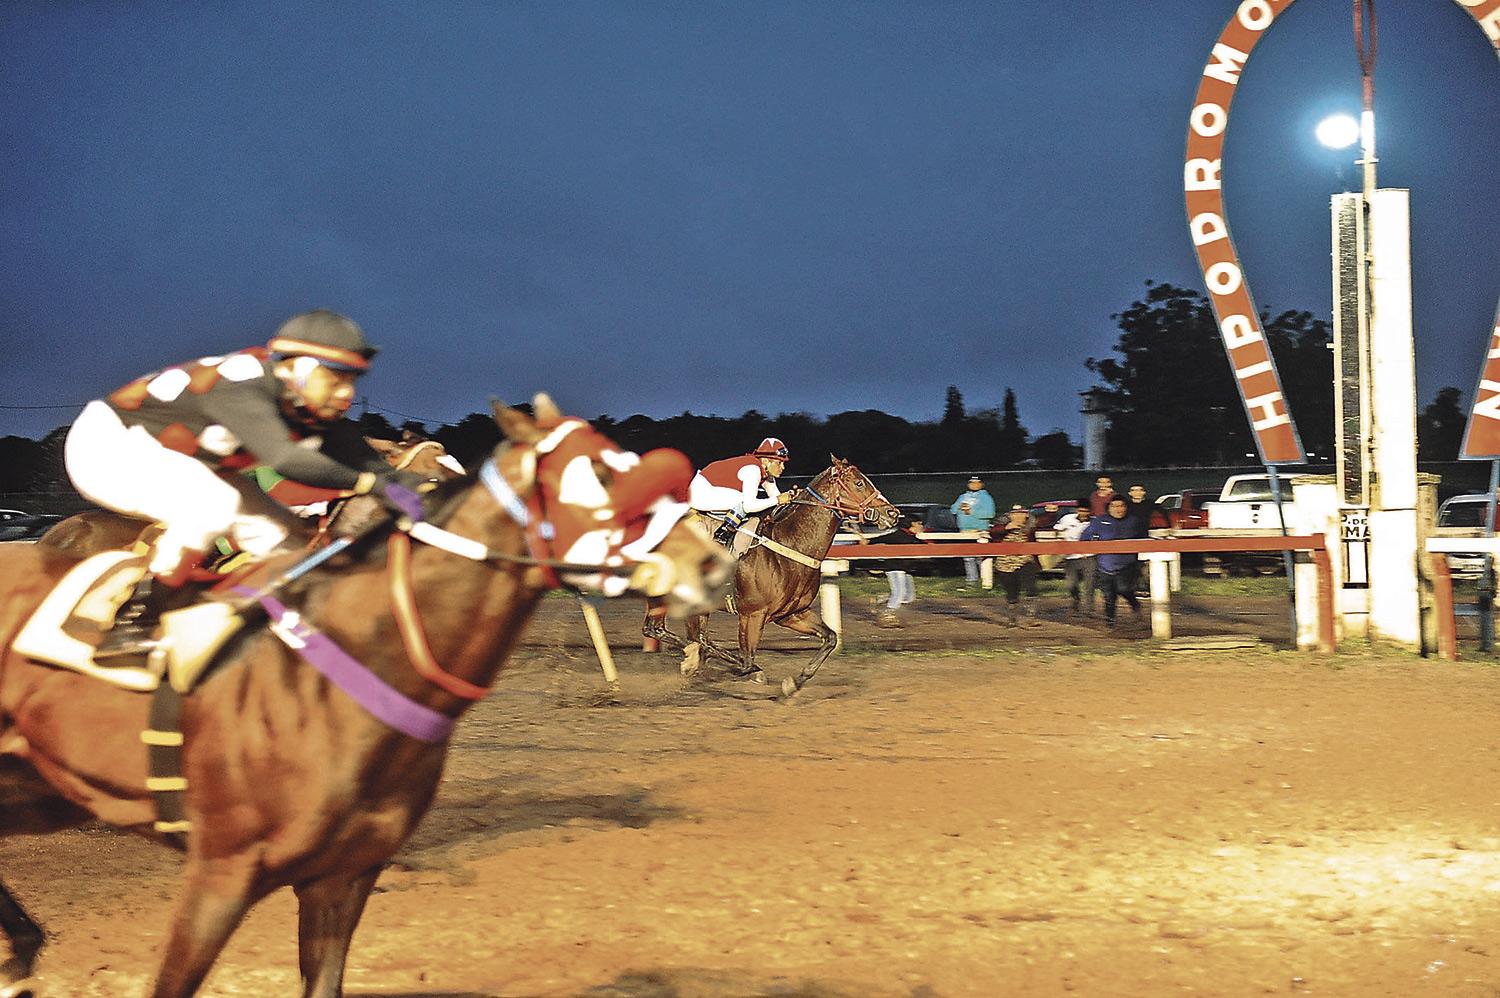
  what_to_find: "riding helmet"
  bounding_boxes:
[267,309,377,373]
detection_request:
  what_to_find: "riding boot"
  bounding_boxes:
[94,548,205,661]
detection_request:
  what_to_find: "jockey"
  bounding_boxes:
[64,309,426,656]
[688,437,794,544]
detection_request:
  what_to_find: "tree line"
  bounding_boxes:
[0,280,1473,499]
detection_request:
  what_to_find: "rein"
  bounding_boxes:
[384,431,663,703]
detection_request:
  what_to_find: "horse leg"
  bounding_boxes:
[0,880,44,998]
[737,609,771,685]
[295,866,381,998]
[771,607,840,697]
[148,859,257,998]
[0,753,90,997]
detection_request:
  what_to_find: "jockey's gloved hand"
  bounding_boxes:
[370,470,427,523]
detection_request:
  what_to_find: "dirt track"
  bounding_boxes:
[6,592,1500,997]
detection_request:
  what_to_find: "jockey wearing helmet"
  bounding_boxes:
[65,309,426,656]
[688,437,793,539]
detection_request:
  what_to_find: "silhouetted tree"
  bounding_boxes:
[432,412,501,467]
[1031,430,1079,469]
[1087,282,1332,466]
[997,388,1028,466]
[941,386,965,426]
[1418,386,1466,461]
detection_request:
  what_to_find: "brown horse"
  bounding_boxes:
[37,433,467,561]
[645,456,898,697]
[0,396,728,998]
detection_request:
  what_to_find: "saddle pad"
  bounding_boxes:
[12,550,160,692]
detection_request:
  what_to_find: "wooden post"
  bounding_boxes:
[578,598,618,684]
[820,560,846,634]
[1313,545,1336,653]
[1430,552,1458,661]
[1146,554,1171,639]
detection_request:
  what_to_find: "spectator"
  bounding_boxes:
[1080,497,1142,627]
[990,504,1040,627]
[874,516,927,628]
[950,475,996,588]
[1052,501,1096,616]
[1087,475,1119,517]
[1123,483,1151,537]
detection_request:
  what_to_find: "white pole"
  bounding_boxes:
[1366,189,1421,649]
[819,560,846,634]
[578,598,619,684]
[1147,554,1172,639]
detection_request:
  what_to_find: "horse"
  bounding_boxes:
[0,395,730,998]
[36,433,467,561]
[644,456,899,697]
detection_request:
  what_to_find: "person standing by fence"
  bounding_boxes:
[873,515,927,628]
[990,504,1040,627]
[1052,501,1096,616]
[950,475,995,589]
[1080,497,1142,627]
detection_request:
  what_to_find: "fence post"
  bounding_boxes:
[820,560,847,634]
[578,597,619,684]
[1429,551,1458,661]
[1293,552,1320,650]
[1146,554,1172,639]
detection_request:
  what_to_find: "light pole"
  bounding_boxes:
[1319,0,1423,649]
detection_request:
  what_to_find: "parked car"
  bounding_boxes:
[0,510,63,542]
[1027,499,1078,531]
[1149,489,1218,531]
[1200,474,1301,530]
[896,503,958,532]
[1435,493,1494,579]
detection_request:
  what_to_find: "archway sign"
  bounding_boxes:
[1185,0,1500,466]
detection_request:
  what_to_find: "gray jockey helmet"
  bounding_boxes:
[267,309,378,373]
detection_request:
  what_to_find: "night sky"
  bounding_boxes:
[2,2,1496,448]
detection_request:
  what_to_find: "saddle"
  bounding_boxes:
[11,544,295,694]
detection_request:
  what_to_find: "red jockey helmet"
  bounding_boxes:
[751,437,790,460]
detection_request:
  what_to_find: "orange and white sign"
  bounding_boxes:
[1461,308,1500,459]
[1185,1,1304,465]
[1186,0,1500,465]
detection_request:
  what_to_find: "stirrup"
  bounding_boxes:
[93,621,160,661]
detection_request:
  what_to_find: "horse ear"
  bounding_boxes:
[830,453,844,466]
[492,399,543,444]
[532,392,563,424]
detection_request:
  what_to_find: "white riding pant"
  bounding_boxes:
[65,400,289,574]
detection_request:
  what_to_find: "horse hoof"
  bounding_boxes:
[680,642,701,678]
[0,977,40,998]
[746,669,768,686]
[780,677,799,698]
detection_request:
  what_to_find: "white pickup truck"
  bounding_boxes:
[1199,474,1300,531]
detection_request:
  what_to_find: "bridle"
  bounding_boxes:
[384,426,682,702]
[789,463,895,529]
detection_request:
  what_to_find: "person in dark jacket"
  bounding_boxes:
[1079,497,1142,625]
[65,309,426,655]
[1123,483,1152,538]
[874,516,928,628]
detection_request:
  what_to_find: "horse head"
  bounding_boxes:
[364,434,467,481]
[804,455,900,530]
[488,394,730,612]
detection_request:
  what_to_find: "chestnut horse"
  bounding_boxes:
[0,396,728,998]
[645,456,898,697]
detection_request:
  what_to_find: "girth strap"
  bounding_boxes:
[143,683,191,842]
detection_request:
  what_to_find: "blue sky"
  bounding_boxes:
[1,2,1495,446]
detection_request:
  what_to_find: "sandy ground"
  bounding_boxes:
[6,590,1500,997]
